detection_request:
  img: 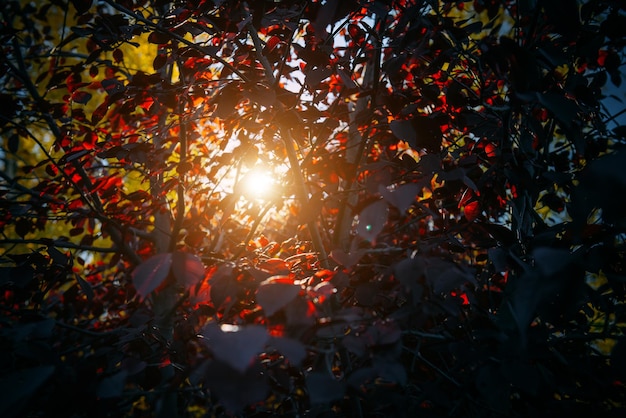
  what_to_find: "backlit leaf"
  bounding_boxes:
[257,258,290,275]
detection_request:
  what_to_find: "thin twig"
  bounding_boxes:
[101,0,251,84]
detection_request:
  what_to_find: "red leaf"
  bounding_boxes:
[201,323,269,373]
[91,100,109,125]
[348,23,365,43]
[257,258,290,275]
[463,201,481,221]
[356,200,388,241]
[101,78,125,96]
[153,54,167,71]
[256,276,301,316]
[148,31,171,45]
[132,253,173,300]
[266,35,280,52]
[172,251,205,289]
[72,90,92,105]
[113,48,123,63]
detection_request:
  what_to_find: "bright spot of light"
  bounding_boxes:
[241,169,277,200]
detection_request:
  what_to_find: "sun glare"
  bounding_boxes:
[241,169,277,200]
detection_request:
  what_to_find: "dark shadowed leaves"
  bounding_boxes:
[97,370,128,398]
[501,360,541,396]
[373,357,407,385]
[391,115,444,152]
[393,255,425,304]
[208,263,236,308]
[201,323,269,373]
[306,66,333,89]
[532,247,572,277]
[203,361,269,413]
[101,78,125,96]
[0,365,55,418]
[71,90,92,104]
[306,372,346,404]
[8,318,55,342]
[330,247,365,268]
[356,199,388,241]
[390,119,415,146]
[538,92,579,129]
[8,134,19,153]
[256,276,301,316]
[488,248,508,273]
[70,0,92,15]
[76,273,94,301]
[611,339,626,380]
[425,258,475,294]
[172,251,204,289]
[509,247,573,334]
[269,336,307,366]
[379,183,422,213]
[131,253,173,300]
[330,238,365,268]
[475,363,511,413]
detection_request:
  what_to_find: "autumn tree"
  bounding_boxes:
[1,0,626,417]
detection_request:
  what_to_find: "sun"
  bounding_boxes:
[240,169,277,200]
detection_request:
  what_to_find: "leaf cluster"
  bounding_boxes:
[1,0,626,417]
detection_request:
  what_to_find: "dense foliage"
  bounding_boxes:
[1,0,626,416]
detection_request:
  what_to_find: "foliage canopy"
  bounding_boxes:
[1,0,626,417]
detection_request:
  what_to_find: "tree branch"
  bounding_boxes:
[101,0,251,84]
[0,238,118,253]
[4,25,142,266]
